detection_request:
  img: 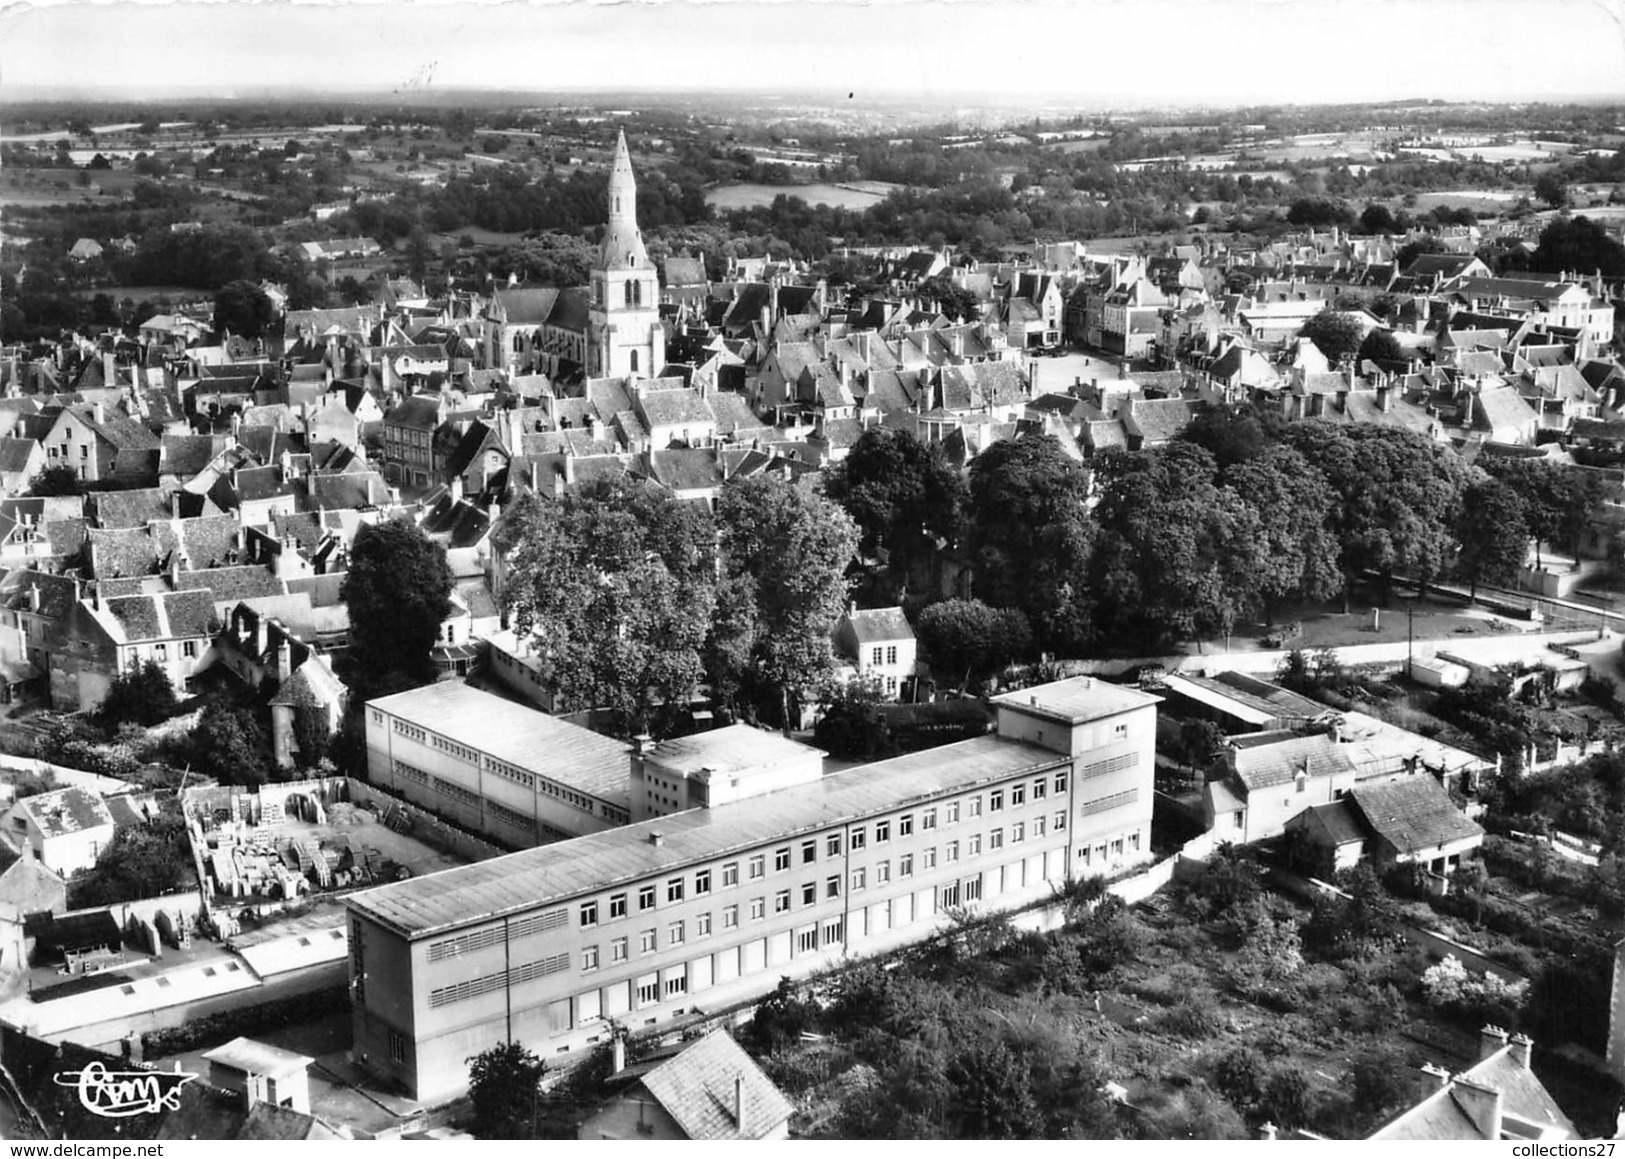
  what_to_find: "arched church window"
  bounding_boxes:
[615,196,621,214]
[624,281,633,307]
[630,350,639,373]
[632,280,641,307]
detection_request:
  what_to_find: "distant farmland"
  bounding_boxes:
[705,181,900,211]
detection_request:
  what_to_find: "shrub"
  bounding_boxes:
[1421,954,1529,1027]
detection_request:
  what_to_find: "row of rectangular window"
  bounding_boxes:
[579,803,1072,931]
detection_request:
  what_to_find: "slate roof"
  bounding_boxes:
[630,1030,794,1141]
[418,494,491,547]
[0,438,39,475]
[1301,799,1367,846]
[45,518,88,557]
[646,448,723,492]
[161,434,227,478]
[708,392,768,436]
[385,395,443,431]
[843,606,913,645]
[1472,387,1538,435]
[1124,398,1195,445]
[1346,777,1484,856]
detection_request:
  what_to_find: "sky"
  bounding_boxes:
[1,0,1623,106]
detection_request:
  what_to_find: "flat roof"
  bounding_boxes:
[202,1036,314,1075]
[991,675,1160,727]
[646,724,825,780]
[369,681,630,806]
[346,733,1064,940]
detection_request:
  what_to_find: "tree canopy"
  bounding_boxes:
[212,279,276,340]
[340,519,455,695]
[498,478,717,735]
[466,1042,546,1139]
[1296,310,1364,366]
[966,434,1093,654]
[1531,214,1625,279]
[716,475,858,725]
[823,427,965,604]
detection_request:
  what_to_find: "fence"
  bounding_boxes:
[342,777,508,864]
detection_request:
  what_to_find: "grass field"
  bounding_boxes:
[705,181,899,211]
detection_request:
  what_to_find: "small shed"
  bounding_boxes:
[201,1037,314,1115]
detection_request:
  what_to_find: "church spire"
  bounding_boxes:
[601,129,648,271]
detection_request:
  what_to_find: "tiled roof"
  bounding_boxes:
[1346,777,1483,856]
[161,434,228,478]
[647,448,722,492]
[547,287,591,332]
[173,564,287,604]
[1302,799,1366,846]
[98,588,219,643]
[1228,731,1357,792]
[19,786,113,837]
[87,489,172,529]
[268,656,348,709]
[637,388,715,429]
[385,395,443,431]
[87,527,159,578]
[418,494,491,548]
[634,1031,794,1141]
[663,256,708,287]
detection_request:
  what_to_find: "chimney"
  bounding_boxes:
[1418,1063,1452,1096]
[610,1029,625,1075]
[1451,1076,1503,1139]
[648,832,663,846]
[450,474,463,505]
[1479,1024,1510,1062]
[28,584,39,613]
[92,400,105,426]
[103,351,116,391]
[275,635,294,682]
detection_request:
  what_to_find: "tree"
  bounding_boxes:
[1296,310,1364,366]
[1482,458,1603,567]
[212,279,275,340]
[1358,203,1399,235]
[823,428,964,603]
[1396,235,1446,271]
[921,272,983,323]
[191,702,270,789]
[27,465,86,497]
[466,1041,545,1139]
[1533,170,1570,210]
[1456,477,1530,597]
[915,598,1032,686]
[1179,403,1283,471]
[1280,422,1470,605]
[71,807,193,907]
[1531,214,1625,278]
[1356,327,1404,367]
[1223,446,1343,623]
[97,660,179,728]
[1090,443,1262,649]
[715,475,858,726]
[966,434,1093,653]
[341,520,454,696]
[813,673,890,760]
[498,480,716,734]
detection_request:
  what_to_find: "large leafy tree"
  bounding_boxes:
[1531,214,1625,277]
[1280,422,1471,605]
[823,427,964,604]
[966,434,1093,653]
[1482,457,1603,567]
[1090,443,1261,649]
[498,478,716,735]
[211,278,276,340]
[466,1041,545,1139]
[71,806,193,908]
[915,598,1033,686]
[1222,446,1343,623]
[97,659,179,728]
[1455,476,1530,597]
[1179,402,1286,472]
[191,702,271,790]
[715,475,858,726]
[341,519,455,696]
[1296,310,1364,366]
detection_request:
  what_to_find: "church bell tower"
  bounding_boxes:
[588,130,663,380]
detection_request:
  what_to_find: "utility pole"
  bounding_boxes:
[1407,598,1415,676]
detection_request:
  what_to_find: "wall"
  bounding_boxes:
[342,778,507,864]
